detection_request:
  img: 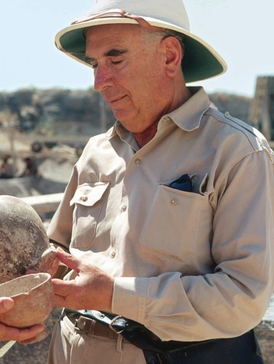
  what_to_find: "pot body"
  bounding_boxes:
[0,195,58,283]
[0,273,54,328]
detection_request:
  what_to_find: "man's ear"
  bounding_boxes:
[161,36,183,78]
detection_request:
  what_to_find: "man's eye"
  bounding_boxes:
[111,59,123,65]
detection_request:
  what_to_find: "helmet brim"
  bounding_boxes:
[55,16,227,83]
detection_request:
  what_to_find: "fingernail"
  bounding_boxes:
[3,299,14,310]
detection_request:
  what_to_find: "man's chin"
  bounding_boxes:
[112,109,131,123]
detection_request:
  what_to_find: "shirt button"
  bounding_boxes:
[111,251,116,258]
[170,199,178,206]
[135,158,142,166]
[121,205,127,212]
[80,196,88,202]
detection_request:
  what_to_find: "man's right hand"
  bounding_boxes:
[0,298,45,342]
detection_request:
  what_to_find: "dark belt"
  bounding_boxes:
[62,309,264,364]
[63,309,119,340]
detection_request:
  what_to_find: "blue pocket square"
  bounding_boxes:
[169,174,192,192]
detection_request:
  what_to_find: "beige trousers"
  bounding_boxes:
[48,315,147,364]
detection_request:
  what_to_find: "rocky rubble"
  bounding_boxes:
[0,89,251,135]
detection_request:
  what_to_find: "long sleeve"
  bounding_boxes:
[112,150,274,341]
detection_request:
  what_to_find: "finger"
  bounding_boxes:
[17,325,46,343]
[26,270,38,274]
[0,298,14,313]
[0,323,45,342]
[19,327,49,344]
[56,248,81,273]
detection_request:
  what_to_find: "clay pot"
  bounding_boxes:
[0,273,54,328]
[0,195,59,284]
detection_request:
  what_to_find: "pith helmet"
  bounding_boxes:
[55,0,227,83]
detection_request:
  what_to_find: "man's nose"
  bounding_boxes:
[94,65,114,91]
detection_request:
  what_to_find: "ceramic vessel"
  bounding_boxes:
[0,195,59,283]
[0,273,54,328]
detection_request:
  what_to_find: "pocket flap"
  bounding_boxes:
[70,182,110,207]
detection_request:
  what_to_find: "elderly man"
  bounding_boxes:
[1,0,273,363]
[46,1,274,363]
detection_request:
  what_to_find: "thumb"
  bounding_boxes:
[56,248,81,273]
[0,298,14,312]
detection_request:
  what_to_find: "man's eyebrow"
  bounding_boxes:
[105,48,128,57]
[85,48,128,63]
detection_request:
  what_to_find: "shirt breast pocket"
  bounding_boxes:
[70,182,109,249]
[138,182,207,263]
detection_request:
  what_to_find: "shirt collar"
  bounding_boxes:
[165,87,210,131]
[107,121,140,151]
[109,86,210,140]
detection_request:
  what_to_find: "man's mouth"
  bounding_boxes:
[103,91,127,106]
[109,95,126,105]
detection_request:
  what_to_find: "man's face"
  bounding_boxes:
[85,24,171,136]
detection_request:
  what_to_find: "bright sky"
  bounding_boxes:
[0,0,273,97]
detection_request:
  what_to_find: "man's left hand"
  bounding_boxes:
[52,249,114,311]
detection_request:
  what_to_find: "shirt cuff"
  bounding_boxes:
[112,277,149,323]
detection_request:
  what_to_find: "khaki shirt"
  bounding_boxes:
[48,87,274,341]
